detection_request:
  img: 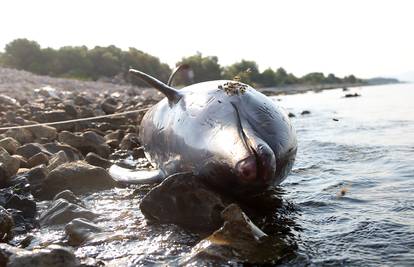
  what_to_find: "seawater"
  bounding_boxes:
[281,83,414,266]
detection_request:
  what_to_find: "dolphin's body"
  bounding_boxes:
[110,69,297,194]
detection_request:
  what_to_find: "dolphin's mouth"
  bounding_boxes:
[231,103,276,184]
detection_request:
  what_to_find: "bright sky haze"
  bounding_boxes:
[1,0,413,79]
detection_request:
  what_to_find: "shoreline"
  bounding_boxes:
[0,67,400,99]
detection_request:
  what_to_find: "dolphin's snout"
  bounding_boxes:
[236,155,257,181]
[236,143,276,184]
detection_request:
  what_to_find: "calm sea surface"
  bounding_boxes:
[280,83,414,266]
[29,83,414,266]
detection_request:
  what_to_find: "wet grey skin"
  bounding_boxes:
[109,69,297,195]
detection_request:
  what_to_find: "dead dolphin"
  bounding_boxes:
[109,69,297,194]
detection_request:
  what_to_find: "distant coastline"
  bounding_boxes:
[0,67,401,101]
[258,78,402,96]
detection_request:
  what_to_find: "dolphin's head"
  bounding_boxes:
[188,81,298,194]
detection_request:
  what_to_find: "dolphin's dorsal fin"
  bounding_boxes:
[129,69,182,104]
[167,64,190,86]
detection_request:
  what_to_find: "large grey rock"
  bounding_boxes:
[43,143,83,161]
[15,143,51,160]
[58,131,111,158]
[181,204,290,265]
[0,147,20,178]
[65,218,102,246]
[140,173,227,231]
[0,137,20,155]
[5,128,34,144]
[28,125,57,142]
[1,244,80,267]
[39,198,98,226]
[53,190,85,207]
[39,161,116,199]
[85,152,111,169]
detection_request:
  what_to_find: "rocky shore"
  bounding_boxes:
[0,67,299,266]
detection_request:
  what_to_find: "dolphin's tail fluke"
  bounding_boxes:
[129,69,182,104]
[109,164,165,185]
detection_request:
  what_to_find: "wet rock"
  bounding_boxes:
[27,152,49,168]
[23,165,48,198]
[0,147,20,178]
[4,244,81,267]
[0,137,20,155]
[28,125,57,142]
[39,198,98,226]
[15,143,51,160]
[5,128,34,144]
[53,190,85,207]
[39,161,116,199]
[140,173,227,231]
[345,93,361,98]
[65,218,102,246]
[0,207,14,242]
[18,235,35,248]
[47,150,69,172]
[43,143,83,161]
[58,131,111,158]
[0,167,7,187]
[5,195,37,219]
[181,204,292,265]
[85,152,112,169]
[301,110,311,115]
[132,147,145,159]
[119,133,140,150]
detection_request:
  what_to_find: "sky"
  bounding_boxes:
[1,0,413,80]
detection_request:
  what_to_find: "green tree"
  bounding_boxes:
[88,45,122,79]
[259,68,276,87]
[2,39,43,73]
[54,46,92,79]
[223,60,260,86]
[301,72,326,84]
[122,48,171,85]
[326,73,340,84]
[175,52,222,85]
[343,74,357,83]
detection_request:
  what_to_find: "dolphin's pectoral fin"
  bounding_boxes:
[109,164,165,185]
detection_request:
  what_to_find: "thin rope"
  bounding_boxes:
[0,107,150,131]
